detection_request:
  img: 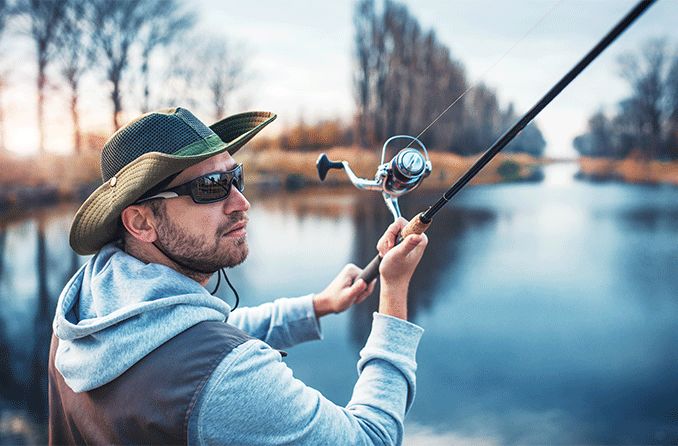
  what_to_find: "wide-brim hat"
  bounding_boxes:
[70,107,276,255]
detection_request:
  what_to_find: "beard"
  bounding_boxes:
[154,210,249,274]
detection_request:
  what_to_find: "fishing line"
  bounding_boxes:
[407,0,564,147]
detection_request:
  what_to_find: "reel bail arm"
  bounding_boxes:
[316,135,431,221]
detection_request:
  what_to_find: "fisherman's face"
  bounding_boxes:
[153,152,251,273]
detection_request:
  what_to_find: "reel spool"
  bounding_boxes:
[316,135,431,220]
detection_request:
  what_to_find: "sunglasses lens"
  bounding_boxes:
[191,165,244,203]
[192,173,230,203]
[233,165,244,192]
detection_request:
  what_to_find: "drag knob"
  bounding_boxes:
[316,153,344,181]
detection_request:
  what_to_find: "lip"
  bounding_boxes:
[223,222,247,237]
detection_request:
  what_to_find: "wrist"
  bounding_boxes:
[378,282,409,320]
[312,293,334,318]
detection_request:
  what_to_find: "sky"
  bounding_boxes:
[3,0,677,157]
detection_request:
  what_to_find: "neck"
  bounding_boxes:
[123,238,212,286]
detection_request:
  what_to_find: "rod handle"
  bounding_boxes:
[357,213,431,283]
[358,254,382,284]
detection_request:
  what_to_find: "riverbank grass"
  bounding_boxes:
[578,157,678,185]
[0,147,542,209]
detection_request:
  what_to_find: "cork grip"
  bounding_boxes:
[357,213,431,283]
[400,213,431,238]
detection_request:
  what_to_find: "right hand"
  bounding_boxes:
[377,217,428,291]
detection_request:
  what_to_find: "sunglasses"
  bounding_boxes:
[138,164,244,204]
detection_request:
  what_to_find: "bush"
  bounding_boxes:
[497,160,521,181]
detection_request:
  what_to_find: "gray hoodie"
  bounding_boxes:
[53,243,424,445]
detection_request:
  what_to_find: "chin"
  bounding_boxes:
[224,238,248,267]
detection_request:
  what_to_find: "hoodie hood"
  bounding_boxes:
[53,243,231,393]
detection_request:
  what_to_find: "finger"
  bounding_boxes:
[354,291,370,305]
[343,263,361,279]
[411,233,428,256]
[349,279,368,305]
[405,234,428,261]
[337,264,360,286]
[377,218,407,256]
[346,278,367,297]
[377,221,399,249]
[367,278,377,294]
[391,233,426,257]
[355,278,377,303]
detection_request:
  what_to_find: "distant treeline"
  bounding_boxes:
[574,39,678,160]
[2,0,549,157]
[352,0,545,156]
[252,0,546,155]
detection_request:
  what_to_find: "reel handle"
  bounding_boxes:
[316,153,344,181]
[357,212,431,283]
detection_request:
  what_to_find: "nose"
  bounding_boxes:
[224,185,250,214]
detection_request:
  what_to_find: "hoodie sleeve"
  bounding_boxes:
[226,294,322,349]
[188,313,423,446]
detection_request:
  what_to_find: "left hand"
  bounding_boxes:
[313,264,377,317]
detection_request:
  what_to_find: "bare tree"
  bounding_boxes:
[573,110,615,158]
[353,0,375,146]
[202,40,244,121]
[90,0,146,130]
[0,71,6,152]
[137,0,195,113]
[502,103,546,157]
[55,0,92,154]
[353,0,468,150]
[16,0,68,153]
[576,38,678,160]
[666,51,678,158]
[0,0,10,152]
[352,0,547,156]
[154,38,202,109]
[618,38,671,159]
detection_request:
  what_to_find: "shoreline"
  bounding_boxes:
[577,156,678,186]
[0,147,543,212]
[2,149,676,213]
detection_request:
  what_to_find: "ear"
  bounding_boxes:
[121,204,159,243]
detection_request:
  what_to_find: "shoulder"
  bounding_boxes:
[188,338,319,444]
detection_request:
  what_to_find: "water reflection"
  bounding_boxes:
[0,206,86,444]
[0,230,5,279]
[0,178,677,445]
[349,192,498,345]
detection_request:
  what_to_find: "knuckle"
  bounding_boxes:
[342,265,355,275]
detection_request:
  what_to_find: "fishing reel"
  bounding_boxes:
[316,135,432,220]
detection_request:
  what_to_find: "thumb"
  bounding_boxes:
[346,278,367,296]
[393,234,424,256]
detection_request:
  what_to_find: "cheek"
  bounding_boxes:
[167,202,222,234]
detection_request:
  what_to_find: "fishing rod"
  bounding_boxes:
[354,0,657,283]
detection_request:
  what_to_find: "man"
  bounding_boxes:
[49,108,428,445]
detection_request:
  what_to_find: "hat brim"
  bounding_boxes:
[70,111,276,255]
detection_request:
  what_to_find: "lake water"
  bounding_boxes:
[0,163,676,445]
